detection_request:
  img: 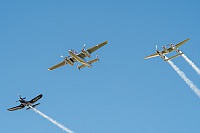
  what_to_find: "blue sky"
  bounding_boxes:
[1,0,200,133]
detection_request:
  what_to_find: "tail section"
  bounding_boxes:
[164,52,183,61]
[26,103,40,110]
[78,55,99,70]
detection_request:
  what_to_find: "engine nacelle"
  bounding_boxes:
[170,44,176,50]
[170,44,179,53]
[65,57,74,66]
[162,46,169,53]
[82,50,91,58]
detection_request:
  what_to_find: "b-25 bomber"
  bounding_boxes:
[48,41,108,70]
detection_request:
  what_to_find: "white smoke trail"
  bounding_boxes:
[167,60,200,97]
[181,54,200,75]
[30,106,74,133]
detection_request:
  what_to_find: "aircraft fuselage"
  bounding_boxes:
[162,46,169,53]
[20,100,40,109]
[170,44,180,53]
[156,50,165,59]
[20,100,32,106]
[68,50,92,68]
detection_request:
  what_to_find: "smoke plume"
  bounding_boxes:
[181,54,200,75]
[30,106,74,133]
[167,60,200,97]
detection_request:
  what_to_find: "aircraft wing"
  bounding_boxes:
[175,38,190,48]
[78,41,108,58]
[87,41,108,54]
[48,61,66,71]
[29,94,43,104]
[167,38,190,53]
[144,53,159,59]
[7,104,25,111]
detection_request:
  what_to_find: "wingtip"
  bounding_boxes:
[103,40,108,44]
[7,108,13,111]
[186,38,190,41]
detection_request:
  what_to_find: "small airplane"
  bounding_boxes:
[144,38,190,61]
[48,41,108,70]
[7,94,43,111]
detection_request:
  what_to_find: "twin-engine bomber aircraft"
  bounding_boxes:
[144,38,190,61]
[7,94,43,111]
[48,41,108,70]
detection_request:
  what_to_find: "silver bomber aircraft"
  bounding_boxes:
[144,38,190,61]
[48,41,108,70]
[7,94,43,111]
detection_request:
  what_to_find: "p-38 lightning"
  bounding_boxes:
[144,38,190,61]
[7,94,43,111]
[48,41,108,70]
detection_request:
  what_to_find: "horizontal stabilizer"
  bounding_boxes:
[26,103,40,110]
[78,57,99,70]
[164,53,183,61]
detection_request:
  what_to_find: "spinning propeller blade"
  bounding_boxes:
[96,54,99,61]
[18,94,26,100]
[77,63,80,70]
[82,44,86,51]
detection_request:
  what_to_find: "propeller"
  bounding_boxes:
[156,45,158,51]
[18,94,26,100]
[15,94,20,102]
[18,94,22,99]
[77,63,80,70]
[82,44,86,51]
[96,54,99,61]
[61,55,67,65]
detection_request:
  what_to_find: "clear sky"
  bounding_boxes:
[1,0,200,133]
